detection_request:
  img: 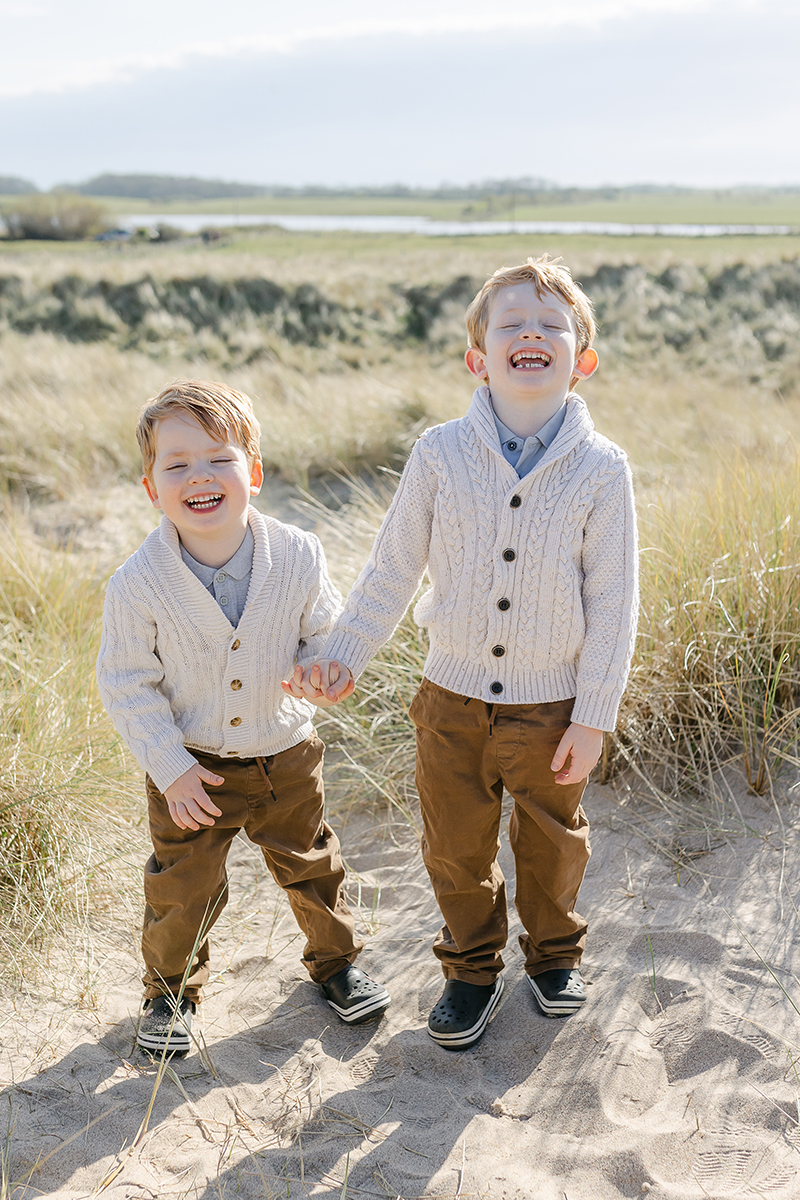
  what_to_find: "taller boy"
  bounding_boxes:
[288,256,638,1048]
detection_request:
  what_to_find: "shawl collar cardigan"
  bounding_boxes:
[324,387,638,731]
[96,507,341,791]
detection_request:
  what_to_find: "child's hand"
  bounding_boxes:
[281,660,355,707]
[164,765,224,830]
[551,723,604,785]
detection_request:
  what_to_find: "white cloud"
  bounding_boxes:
[0,0,771,98]
[2,2,797,188]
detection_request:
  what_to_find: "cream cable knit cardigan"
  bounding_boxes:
[325,387,638,732]
[96,508,341,792]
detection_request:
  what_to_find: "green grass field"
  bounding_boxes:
[1,225,799,281]
[35,190,800,227]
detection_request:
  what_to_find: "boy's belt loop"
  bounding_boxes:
[463,697,471,706]
[255,756,276,800]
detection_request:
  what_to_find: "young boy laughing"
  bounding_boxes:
[97,380,389,1055]
[285,256,638,1049]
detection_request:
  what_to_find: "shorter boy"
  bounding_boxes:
[286,256,638,1049]
[97,380,389,1055]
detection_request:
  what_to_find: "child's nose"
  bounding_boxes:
[188,462,214,482]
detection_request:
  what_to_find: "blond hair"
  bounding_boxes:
[137,380,261,480]
[465,255,596,355]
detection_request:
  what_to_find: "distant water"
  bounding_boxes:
[121,213,798,238]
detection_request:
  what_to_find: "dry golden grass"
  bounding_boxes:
[2,235,800,954]
[2,227,799,291]
[0,329,468,496]
[0,509,143,978]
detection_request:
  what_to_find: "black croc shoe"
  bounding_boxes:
[528,969,586,1017]
[136,995,195,1056]
[427,976,504,1049]
[320,966,391,1024]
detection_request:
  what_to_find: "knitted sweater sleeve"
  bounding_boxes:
[323,437,437,678]
[570,456,639,732]
[296,533,344,667]
[96,572,199,791]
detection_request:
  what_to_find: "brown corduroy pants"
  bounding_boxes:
[410,679,591,985]
[142,734,362,1002]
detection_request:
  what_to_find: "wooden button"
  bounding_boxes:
[230,716,242,726]
[230,679,242,690]
[231,639,241,650]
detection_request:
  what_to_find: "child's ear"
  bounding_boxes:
[465,347,489,380]
[250,459,264,495]
[142,474,161,508]
[573,347,599,380]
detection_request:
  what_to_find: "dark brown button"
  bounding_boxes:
[510,495,522,508]
[497,598,511,611]
[490,682,504,695]
[231,639,241,650]
[492,645,505,657]
[231,679,242,690]
[502,548,516,562]
[230,716,242,726]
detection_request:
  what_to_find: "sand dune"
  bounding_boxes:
[3,781,799,1199]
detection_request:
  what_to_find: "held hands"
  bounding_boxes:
[164,764,224,830]
[281,659,355,708]
[551,723,604,785]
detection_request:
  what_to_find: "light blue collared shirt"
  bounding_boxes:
[180,525,254,628]
[491,401,567,478]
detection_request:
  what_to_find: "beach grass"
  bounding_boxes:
[0,509,141,977]
[2,232,800,954]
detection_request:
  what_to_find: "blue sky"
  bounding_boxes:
[1,0,796,189]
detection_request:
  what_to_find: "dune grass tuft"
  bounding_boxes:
[0,513,140,974]
[621,453,800,802]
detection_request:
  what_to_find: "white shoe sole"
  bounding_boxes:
[428,976,504,1048]
[325,989,391,1024]
[527,974,586,1017]
[136,1010,193,1054]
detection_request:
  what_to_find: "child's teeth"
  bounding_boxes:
[188,495,221,509]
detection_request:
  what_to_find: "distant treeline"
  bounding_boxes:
[6,172,800,204]
[0,175,38,195]
[65,174,271,201]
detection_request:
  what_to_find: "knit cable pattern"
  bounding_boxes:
[97,509,341,792]
[324,389,638,730]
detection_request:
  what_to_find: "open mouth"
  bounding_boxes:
[511,350,552,369]
[185,493,224,511]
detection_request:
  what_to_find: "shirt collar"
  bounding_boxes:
[180,524,254,582]
[491,400,567,449]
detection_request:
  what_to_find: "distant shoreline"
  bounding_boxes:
[119,212,800,238]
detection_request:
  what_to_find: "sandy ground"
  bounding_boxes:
[3,775,800,1200]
